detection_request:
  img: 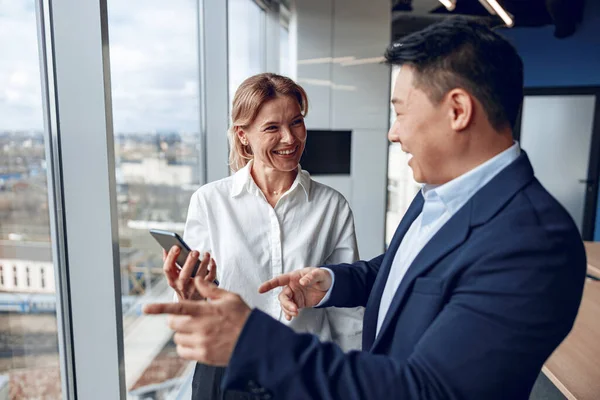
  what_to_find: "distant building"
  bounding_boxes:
[0,240,145,295]
[0,241,54,293]
[119,158,196,186]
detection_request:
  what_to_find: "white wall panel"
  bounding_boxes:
[331,62,390,131]
[296,0,334,130]
[296,0,390,257]
[351,129,388,259]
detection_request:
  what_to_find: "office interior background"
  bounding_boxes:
[0,0,599,399]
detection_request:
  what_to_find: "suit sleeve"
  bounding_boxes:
[223,229,586,400]
[319,253,385,309]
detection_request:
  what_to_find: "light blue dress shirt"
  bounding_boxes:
[318,143,521,338]
[375,142,520,336]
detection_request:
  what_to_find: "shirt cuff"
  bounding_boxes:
[314,268,335,307]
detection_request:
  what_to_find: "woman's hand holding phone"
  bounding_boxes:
[163,246,217,301]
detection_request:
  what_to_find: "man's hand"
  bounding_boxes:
[258,267,333,321]
[143,277,251,366]
[163,246,217,301]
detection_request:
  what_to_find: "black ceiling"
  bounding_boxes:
[391,0,586,40]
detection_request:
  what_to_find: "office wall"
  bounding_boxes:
[499,1,600,88]
[295,0,391,259]
[499,0,600,240]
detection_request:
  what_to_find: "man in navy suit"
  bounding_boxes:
[145,18,586,399]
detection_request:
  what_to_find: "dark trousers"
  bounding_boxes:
[192,363,253,400]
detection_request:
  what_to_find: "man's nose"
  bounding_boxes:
[388,125,400,143]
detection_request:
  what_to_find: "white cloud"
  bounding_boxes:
[107,0,202,133]
[0,0,263,134]
[0,0,44,130]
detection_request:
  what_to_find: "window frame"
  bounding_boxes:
[33,0,233,398]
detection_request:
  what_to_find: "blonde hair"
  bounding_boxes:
[227,73,309,172]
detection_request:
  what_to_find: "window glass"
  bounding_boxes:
[385,67,420,246]
[228,0,266,102]
[106,0,203,396]
[0,2,63,398]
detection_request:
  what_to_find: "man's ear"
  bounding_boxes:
[447,88,474,132]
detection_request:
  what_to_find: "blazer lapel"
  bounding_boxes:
[362,192,424,350]
[371,201,471,350]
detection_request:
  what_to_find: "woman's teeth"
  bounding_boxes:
[274,148,296,155]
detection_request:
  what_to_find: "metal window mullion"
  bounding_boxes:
[203,0,230,182]
[35,0,76,398]
[40,0,125,399]
[279,1,291,27]
[265,2,281,73]
[197,0,208,186]
[288,0,298,80]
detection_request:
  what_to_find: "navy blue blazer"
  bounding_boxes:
[223,153,586,400]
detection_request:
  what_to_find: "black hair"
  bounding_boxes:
[385,17,524,130]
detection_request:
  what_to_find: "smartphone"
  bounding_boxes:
[149,229,203,278]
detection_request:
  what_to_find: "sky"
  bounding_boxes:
[0,1,44,131]
[0,0,264,133]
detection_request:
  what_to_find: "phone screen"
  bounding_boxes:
[149,229,200,277]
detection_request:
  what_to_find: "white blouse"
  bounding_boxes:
[183,161,363,351]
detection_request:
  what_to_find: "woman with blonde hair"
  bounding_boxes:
[162,73,363,399]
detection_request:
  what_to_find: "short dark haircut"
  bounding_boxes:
[385,17,524,131]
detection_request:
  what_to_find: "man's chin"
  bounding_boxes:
[410,169,425,184]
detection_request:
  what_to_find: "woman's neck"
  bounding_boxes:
[250,161,298,198]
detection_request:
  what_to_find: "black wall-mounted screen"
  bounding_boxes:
[300,130,352,175]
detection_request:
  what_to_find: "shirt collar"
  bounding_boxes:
[421,142,521,215]
[230,160,311,201]
[230,161,252,198]
[292,165,312,201]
